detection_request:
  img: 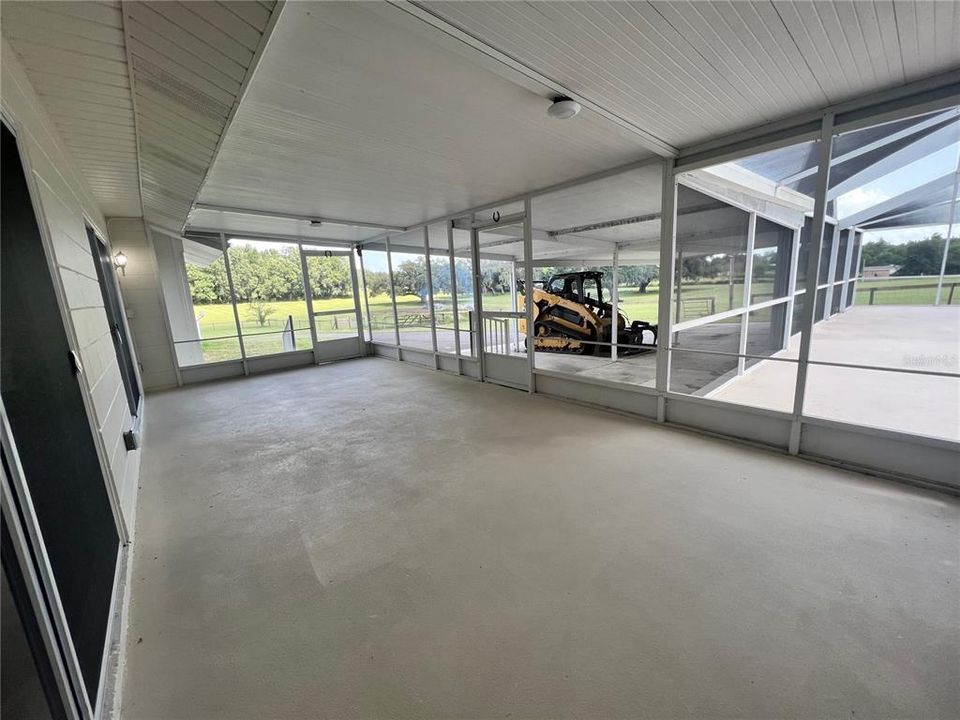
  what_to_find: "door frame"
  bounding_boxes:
[1,404,91,720]
[470,218,530,390]
[300,246,366,363]
[87,226,143,420]
[2,113,129,719]
[0,110,128,545]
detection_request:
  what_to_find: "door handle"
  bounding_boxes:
[68,350,83,376]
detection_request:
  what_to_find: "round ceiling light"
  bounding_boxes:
[547,97,582,120]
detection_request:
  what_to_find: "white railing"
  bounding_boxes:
[481,311,524,356]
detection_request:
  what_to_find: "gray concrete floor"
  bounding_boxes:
[122,359,959,719]
[714,306,960,441]
[533,350,658,387]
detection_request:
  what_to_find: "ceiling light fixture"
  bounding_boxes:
[547,97,582,120]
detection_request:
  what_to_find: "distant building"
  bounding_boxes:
[863,265,899,278]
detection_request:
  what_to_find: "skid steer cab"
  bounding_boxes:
[518,271,657,356]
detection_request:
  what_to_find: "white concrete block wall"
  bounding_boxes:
[152,232,204,366]
[1,44,141,532]
[107,218,179,392]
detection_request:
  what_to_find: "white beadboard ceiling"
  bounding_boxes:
[3,1,958,237]
[192,1,653,230]
[418,0,960,149]
[1,1,142,217]
[123,0,276,231]
[1,0,276,228]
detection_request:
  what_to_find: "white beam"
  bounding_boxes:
[192,202,405,232]
[935,154,960,305]
[828,120,960,200]
[677,73,960,173]
[839,172,956,228]
[790,114,835,454]
[779,109,959,186]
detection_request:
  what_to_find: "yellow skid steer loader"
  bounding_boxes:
[518,271,657,355]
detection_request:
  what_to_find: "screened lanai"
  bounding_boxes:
[696,107,960,442]
[160,103,960,451]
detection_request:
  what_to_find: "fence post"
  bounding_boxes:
[869,288,876,305]
[949,283,956,306]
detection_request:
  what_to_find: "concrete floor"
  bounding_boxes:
[122,359,959,719]
[532,351,658,387]
[715,306,960,441]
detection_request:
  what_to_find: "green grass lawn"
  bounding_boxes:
[854,275,960,305]
[186,275,958,362]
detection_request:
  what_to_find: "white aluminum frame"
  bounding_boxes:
[422,226,439,366]
[220,232,249,376]
[1,405,99,719]
[300,247,365,362]
[0,107,130,544]
[169,76,959,490]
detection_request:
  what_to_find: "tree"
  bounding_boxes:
[308,256,351,298]
[859,234,959,276]
[454,260,473,296]
[430,260,451,294]
[861,238,906,267]
[364,270,391,296]
[246,299,275,327]
[393,258,427,296]
[186,259,229,303]
[893,234,960,276]
[480,264,511,293]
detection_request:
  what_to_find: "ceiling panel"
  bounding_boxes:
[124,0,277,231]
[420,1,960,148]
[187,208,385,243]
[2,0,277,226]
[196,1,654,230]
[2,0,142,216]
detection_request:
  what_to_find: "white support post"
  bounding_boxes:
[784,227,802,348]
[348,250,366,357]
[447,221,462,363]
[675,250,683,323]
[738,213,757,375]
[509,258,518,353]
[838,230,856,311]
[727,255,736,310]
[470,222,485,381]
[221,232,249,375]
[385,236,401,349]
[298,244,320,364]
[611,244,619,362]
[523,197,535,391]
[790,113,836,454]
[823,224,840,318]
[422,226,439,367]
[357,247,373,342]
[656,159,677,421]
[850,231,864,307]
[934,155,960,305]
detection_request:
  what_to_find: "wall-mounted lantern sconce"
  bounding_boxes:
[113,250,128,276]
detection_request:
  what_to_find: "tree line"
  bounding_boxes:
[860,234,959,276]
[187,245,660,305]
[186,246,350,304]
